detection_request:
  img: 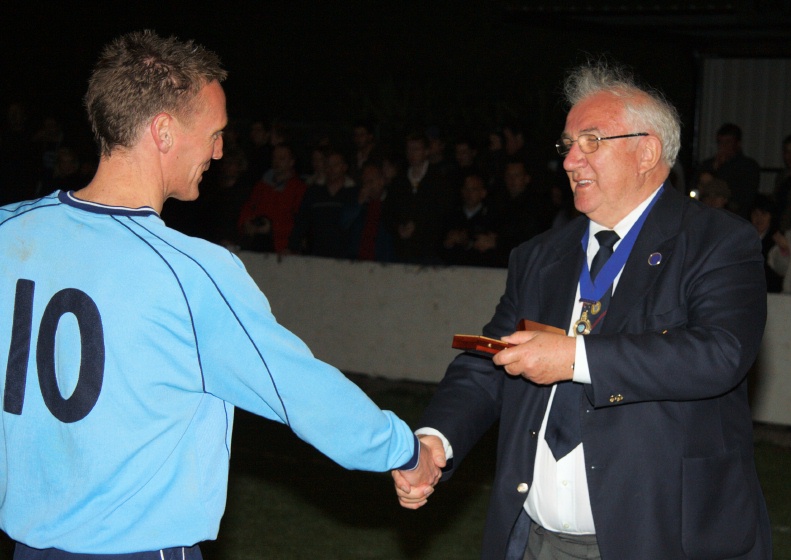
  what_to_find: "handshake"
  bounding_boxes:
[391,435,446,509]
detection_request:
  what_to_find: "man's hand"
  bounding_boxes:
[493,330,576,385]
[391,435,445,509]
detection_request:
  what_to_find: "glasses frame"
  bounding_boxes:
[556,132,649,156]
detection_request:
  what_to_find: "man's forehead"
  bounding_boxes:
[564,94,624,135]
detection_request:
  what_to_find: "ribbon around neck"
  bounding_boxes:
[578,186,664,304]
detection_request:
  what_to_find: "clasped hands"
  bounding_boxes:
[391,329,576,509]
[392,435,446,509]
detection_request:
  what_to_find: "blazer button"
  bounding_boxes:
[530,431,537,438]
[517,483,529,494]
[609,395,616,403]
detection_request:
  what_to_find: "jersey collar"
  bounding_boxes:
[59,190,159,217]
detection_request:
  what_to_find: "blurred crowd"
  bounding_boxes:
[2,101,791,281]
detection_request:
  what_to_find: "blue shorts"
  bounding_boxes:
[14,544,203,560]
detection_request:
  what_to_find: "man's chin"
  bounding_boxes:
[172,188,200,202]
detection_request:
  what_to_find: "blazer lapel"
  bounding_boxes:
[603,186,684,333]
[538,217,587,331]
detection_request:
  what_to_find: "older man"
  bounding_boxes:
[0,31,440,559]
[394,61,771,559]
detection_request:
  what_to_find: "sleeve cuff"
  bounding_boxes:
[395,435,421,471]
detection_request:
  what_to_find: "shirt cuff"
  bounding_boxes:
[414,427,454,460]
[572,335,592,384]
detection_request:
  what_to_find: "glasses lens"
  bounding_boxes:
[556,139,572,156]
[579,134,599,154]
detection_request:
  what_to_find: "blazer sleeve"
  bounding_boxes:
[585,213,767,407]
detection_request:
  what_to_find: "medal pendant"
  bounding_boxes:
[574,309,591,336]
[591,301,602,315]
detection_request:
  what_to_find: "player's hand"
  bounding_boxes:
[392,436,445,509]
[494,330,576,385]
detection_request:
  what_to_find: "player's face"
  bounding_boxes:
[168,80,227,201]
[406,139,427,168]
[562,92,648,228]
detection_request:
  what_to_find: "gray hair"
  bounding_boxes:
[563,60,681,169]
[85,30,227,157]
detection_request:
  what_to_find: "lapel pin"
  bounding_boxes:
[648,252,662,266]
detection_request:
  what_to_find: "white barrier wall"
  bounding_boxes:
[240,253,791,426]
[240,253,506,382]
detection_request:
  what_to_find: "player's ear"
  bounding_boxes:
[151,113,173,153]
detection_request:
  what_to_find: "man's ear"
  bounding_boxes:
[151,113,173,153]
[638,135,662,174]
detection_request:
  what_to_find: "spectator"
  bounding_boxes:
[289,149,358,258]
[195,145,254,249]
[750,193,784,293]
[303,145,328,187]
[489,159,553,266]
[772,133,791,229]
[439,172,497,267]
[767,227,791,294]
[481,127,508,193]
[350,119,379,183]
[31,115,66,195]
[446,135,484,205]
[503,120,530,162]
[697,123,760,219]
[385,132,453,264]
[238,143,307,253]
[344,161,394,262]
[698,174,732,210]
[426,125,453,179]
[245,119,272,183]
[46,146,87,192]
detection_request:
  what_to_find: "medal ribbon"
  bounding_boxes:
[578,186,664,303]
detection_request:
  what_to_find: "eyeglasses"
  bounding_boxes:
[555,132,649,156]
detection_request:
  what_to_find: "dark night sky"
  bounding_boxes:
[1,1,707,165]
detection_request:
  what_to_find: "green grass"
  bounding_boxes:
[2,374,789,559]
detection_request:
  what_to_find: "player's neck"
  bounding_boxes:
[76,154,165,213]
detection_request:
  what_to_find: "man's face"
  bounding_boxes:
[454,143,476,168]
[353,126,373,150]
[325,154,348,183]
[461,176,486,208]
[716,134,740,161]
[504,163,529,197]
[271,146,294,177]
[751,208,772,234]
[406,139,428,168]
[167,80,227,201]
[562,92,648,228]
[360,165,385,201]
[504,128,523,155]
[249,121,268,147]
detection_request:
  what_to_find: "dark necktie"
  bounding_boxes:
[545,229,620,460]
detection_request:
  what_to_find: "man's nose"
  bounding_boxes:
[562,143,586,171]
[212,136,224,160]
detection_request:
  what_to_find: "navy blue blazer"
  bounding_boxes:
[420,185,772,559]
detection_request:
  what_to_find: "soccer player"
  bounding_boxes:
[0,30,440,559]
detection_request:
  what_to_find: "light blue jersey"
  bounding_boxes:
[0,191,419,553]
